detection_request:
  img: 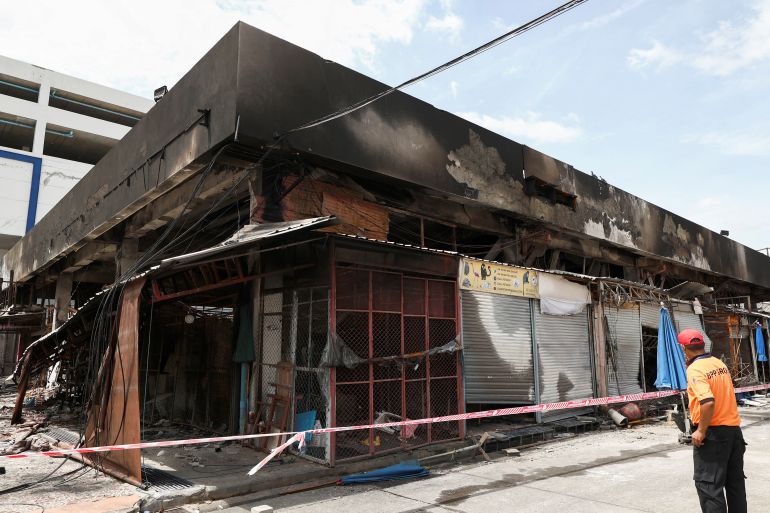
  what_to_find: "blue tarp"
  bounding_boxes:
[755,325,768,362]
[654,307,688,390]
[295,410,316,443]
[339,460,430,485]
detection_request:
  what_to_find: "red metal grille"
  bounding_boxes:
[332,268,462,463]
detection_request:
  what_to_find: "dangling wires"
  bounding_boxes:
[281,0,588,136]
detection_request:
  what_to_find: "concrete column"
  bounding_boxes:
[115,238,140,279]
[53,272,73,330]
[32,80,51,155]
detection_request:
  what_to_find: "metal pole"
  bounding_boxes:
[530,298,542,424]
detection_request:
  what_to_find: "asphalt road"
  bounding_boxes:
[219,409,770,513]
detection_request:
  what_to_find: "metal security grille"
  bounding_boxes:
[534,302,594,422]
[605,305,644,395]
[672,304,713,352]
[461,291,534,403]
[332,267,462,463]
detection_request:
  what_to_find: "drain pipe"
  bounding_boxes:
[607,408,629,427]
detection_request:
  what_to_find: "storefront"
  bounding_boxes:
[459,258,594,422]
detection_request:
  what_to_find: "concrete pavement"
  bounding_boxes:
[214,413,770,513]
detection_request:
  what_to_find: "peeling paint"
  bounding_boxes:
[676,224,690,243]
[608,224,637,248]
[446,129,508,190]
[584,217,638,249]
[584,219,606,240]
[663,215,677,237]
[672,245,711,271]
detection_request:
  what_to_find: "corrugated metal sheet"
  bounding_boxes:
[640,303,660,329]
[534,303,593,420]
[158,216,337,269]
[672,304,713,352]
[605,305,643,395]
[461,291,534,403]
[83,277,145,486]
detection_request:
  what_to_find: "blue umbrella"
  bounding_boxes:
[755,324,768,362]
[655,307,688,390]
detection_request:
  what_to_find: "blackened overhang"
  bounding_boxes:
[4,22,770,294]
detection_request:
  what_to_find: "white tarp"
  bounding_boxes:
[539,273,591,316]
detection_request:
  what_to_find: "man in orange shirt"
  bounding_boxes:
[678,328,746,513]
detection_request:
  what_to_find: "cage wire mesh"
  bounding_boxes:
[259,287,330,461]
[333,268,461,462]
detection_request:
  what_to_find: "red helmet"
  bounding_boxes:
[677,328,705,346]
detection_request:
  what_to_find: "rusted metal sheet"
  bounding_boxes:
[83,278,146,485]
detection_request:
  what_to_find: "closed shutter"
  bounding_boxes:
[640,303,660,329]
[672,304,712,352]
[0,333,17,376]
[461,291,534,403]
[534,302,594,420]
[605,305,644,395]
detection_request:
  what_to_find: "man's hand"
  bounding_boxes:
[692,428,707,448]
[692,399,714,448]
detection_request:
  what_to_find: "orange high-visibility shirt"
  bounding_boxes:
[686,355,741,427]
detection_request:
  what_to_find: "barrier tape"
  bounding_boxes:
[3,383,768,469]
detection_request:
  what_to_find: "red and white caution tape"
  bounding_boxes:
[247,432,305,476]
[735,383,770,394]
[0,430,298,460]
[3,383,768,471]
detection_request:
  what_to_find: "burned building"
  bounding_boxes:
[2,23,770,484]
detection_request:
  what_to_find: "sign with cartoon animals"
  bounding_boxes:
[458,258,539,298]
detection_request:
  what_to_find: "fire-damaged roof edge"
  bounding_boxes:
[3,22,770,293]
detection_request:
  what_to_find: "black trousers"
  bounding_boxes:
[693,425,747,513]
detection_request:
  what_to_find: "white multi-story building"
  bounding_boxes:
[0,55,153,257]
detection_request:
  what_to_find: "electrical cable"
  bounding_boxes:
[281,0,589,136]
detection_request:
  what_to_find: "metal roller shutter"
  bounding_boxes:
[534,302,594,420]
[605,305,644,395]
[640,303,660,329]
[672,304,712,352]
[461,291,534,403]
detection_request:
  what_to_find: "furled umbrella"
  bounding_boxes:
[654,306,688,391]
[755,322,767,383]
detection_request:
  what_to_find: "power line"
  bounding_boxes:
[282,0,589,136]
